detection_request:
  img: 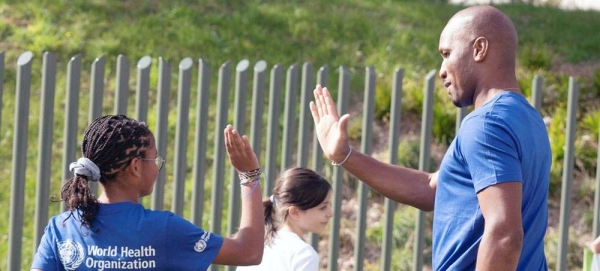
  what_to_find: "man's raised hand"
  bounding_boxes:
[309,85,352,164]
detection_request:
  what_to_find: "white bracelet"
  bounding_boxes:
[331,147,352,167]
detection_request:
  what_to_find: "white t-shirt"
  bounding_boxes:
[237,230,319,271]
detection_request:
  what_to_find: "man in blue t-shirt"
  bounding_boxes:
[310,5,550,270]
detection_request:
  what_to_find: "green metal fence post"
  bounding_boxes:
[557,77,579,271]
[151,57,171,211]
[87,55,106,195]
[191,58,209,225]
[8,51,33,271]
[381,68,404,271]
[60,54,82,213]
[298,62,313,168]
[135,55,152,123]
[414,69,436,271]
[171,57,194,216]
[114,54,130,115]
[227,59,250,239]
[281,64,298,172]
[209,60,232,271]
[264,64,283,194]
[34,52,57,250]
[328,66,350,271]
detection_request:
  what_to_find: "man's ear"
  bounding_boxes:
[473,36,488,62]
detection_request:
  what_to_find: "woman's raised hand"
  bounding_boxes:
[224,125,259,173]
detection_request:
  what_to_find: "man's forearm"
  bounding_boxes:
[339,150,436,211]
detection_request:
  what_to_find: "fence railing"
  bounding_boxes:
[1,51,595,271]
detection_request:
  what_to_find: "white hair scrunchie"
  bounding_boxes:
[269,194,276,204]
[69,157,101,182]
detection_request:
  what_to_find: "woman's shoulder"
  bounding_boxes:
[270,231,316,254]
[142,207,176,218]
[46,210,83,225]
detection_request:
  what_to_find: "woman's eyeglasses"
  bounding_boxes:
[140,155,165,171]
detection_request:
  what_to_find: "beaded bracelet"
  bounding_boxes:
[331,147,352,167]
[240,176,261,200]
[240,176,260,186]
[238,168,262,180]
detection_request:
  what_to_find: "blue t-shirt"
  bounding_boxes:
[32,202,224,270]
[433,92,550,270]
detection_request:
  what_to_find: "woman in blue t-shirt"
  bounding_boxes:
[32,114,264,271]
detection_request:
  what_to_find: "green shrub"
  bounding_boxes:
[431,91,456,146]
[577,108,600,177]
[402,82,424,117]
[544,228,585,270]
[594,69,600,92]
[374,80,393,121]
[397,138,421,169]
[519,43,553,71]
[580,108,600,141]
[366,206,425,271]
[589,68,600,102]
[347,113,364,142]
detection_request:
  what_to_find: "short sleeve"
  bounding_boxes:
[460,112,523,192]
[164,213,224,270]
[31,224,60,270]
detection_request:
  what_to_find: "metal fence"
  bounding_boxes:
[2,51,595,271]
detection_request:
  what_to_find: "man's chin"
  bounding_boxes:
[451,97,472,108]
[452,99,463,108]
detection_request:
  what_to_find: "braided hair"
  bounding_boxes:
[263,167,332,244]
[61,114,152,231]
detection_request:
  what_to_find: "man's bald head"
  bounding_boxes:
[438,5,520,108]
[444,5,518,66]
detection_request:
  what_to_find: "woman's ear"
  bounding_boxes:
[127,157,143,178]
[473,36,488,62]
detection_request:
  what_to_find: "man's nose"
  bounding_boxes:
[439,65,447,80]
